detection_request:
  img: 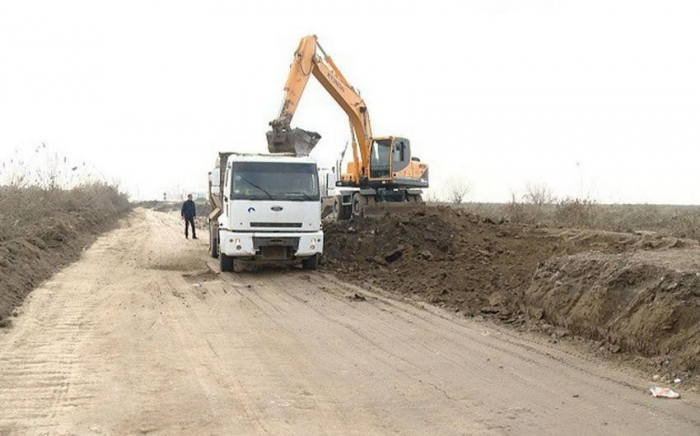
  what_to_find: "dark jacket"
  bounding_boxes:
[181,199,196,219]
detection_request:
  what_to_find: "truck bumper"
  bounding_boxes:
[218,230,324,259]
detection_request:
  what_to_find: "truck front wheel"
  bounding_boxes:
[302,254,318,270]
[220,253,234,272]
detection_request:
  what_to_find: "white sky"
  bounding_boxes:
[1,0,699,203]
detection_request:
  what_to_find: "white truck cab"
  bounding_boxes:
[208,152,324,272]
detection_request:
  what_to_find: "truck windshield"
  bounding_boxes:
[231,162,320,201]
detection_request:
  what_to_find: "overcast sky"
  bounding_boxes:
[1,0,699,203]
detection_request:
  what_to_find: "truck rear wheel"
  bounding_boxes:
[302,254,318,270]
[219,253,234,272]
[209,223,219,258]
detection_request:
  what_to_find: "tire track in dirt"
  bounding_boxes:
[314,275,700,427]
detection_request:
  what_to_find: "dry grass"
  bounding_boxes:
[455,201,700,240]
[0,183,130,322]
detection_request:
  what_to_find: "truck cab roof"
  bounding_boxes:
[219,152,317,166]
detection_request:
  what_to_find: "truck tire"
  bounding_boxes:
[209,222,219,258]
[219,253,234,272]
[302,254,318,270]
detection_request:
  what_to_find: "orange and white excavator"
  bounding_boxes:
[267,35,429,219]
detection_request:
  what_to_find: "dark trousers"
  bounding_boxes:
[184,217,196,238]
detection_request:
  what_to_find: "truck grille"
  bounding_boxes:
[250,222,303,228]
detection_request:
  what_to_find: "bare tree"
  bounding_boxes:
[444,176,470,205]
[523,182,555,206]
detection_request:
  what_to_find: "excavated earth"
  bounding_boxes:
[323,205,700,380]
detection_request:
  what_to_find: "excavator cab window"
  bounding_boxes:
[393,143,404,163]
[369,139,392,179]
[391,138,411,172]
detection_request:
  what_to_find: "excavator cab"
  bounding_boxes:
[367,137,427,188]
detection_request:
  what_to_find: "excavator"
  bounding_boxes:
[267,35,429,219]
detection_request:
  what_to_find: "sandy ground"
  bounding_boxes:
[0,209,698,435]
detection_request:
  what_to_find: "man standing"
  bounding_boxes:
[181,194,197,239]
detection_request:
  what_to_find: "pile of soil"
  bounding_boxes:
[0,185,130,325]
[527,250,700,371]
[323,205,700,372]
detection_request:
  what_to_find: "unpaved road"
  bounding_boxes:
[0,209,698,435]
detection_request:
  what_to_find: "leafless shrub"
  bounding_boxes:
[503,183,557,224]
[1,143,89,190]
[523,182,556,207]
[665,211,700,240]
[554,197,597,228]
[444,176,470,205]
[1,158,32,188]
[502,191,524,223]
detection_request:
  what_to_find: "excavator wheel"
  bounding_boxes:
[333,197,352,221]
[352,193,366,218]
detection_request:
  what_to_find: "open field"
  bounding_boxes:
[456,202,700,240]
[0,208,699,435]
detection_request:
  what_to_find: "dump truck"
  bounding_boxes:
[267,35,429,220]
[208,152,324,272]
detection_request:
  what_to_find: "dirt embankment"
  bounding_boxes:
[323,206,700,376]
[0,184,130,324]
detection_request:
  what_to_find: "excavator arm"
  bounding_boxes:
[267,35,372,183]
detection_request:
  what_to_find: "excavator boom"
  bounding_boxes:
[267,35,372,183]
[267,35,429,220]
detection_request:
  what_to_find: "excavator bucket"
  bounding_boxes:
[266,127,322,156]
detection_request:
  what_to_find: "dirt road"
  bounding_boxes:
[0,209,698,435]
